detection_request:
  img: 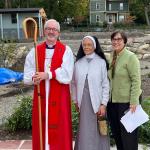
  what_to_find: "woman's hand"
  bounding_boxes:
[97,104,106,117]
[33,72,49,85]
[130,104,137,113]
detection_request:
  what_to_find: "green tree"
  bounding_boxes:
[129,0,150,26]
[73,0,89,25]
[0,1,4,8]
[11,0,31,8]
[1,0,90,24]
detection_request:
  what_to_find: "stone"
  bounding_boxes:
[137,54,143,60]
[139,44,150,51]
[142,54,150,59]
[137,49,150,54]
[145,39,150,44]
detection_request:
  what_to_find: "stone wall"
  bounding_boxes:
[2,32,150,75]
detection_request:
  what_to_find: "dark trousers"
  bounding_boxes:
[107,102,138,150]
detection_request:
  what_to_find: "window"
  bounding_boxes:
[96,3,100,10]
[109,4,112,11]
[96,15,100,22]
[120,3,123,10]
[11,13,17,24]
[119,15,125,21]
[108,15,113,23]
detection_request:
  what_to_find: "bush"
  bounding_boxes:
[5,95,150,144]
[139,98,150,144]
[72,103,79,138]
[5,95,79,138]
[5,96,32,131]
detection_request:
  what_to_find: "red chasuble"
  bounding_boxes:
[32,41,72,150]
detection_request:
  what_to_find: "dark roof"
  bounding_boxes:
[0,8,42,14]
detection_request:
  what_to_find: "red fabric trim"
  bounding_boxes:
[51,70,56,78]
[48,41,66,145]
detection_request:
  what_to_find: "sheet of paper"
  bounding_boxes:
[120,105,149,133]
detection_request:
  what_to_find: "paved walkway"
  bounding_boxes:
[0,140,31,150]
[0,140,149,150]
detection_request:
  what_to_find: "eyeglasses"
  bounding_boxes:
[112,38,123,42]
[45,27,58,32]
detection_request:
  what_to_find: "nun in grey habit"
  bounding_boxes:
[72,35,110,150]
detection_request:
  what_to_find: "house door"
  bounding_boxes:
[107,14,116,24]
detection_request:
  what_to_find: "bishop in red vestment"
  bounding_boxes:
[24,19,74,150]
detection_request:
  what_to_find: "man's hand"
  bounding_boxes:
[32,72,49,85]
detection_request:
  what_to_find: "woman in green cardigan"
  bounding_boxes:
[107,30,142,150]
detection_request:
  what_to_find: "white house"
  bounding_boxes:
[0,8,47,40]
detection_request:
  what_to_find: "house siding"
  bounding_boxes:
[90,0,106,11]
[106,1,129,12]
[90,0,106,24]
[0,13,38,29]
[0,11,42,39]
[90,0,129,24]
[91,12,105,24]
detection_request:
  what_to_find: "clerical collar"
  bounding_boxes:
[85,52,95,59]
[46,44,55,49]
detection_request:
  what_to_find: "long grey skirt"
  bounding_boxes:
[74,79,110,150]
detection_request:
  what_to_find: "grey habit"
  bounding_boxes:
[74,69,110,150]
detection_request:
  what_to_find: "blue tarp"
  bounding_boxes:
[0,68,23,85]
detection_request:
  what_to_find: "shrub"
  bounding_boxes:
[5,96,32,131]
[5,95,150,144]
[103,21,108,28]
[5,95,79,138]
[72,103,79,138]
[139,98,150,144]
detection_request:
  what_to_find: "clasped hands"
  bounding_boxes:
[32,72,49,85]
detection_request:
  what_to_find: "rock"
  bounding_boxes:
[139,44,149,51]
[127,47,137,53]
[145,39,150,44]
[106,45,113,52]
[142,54,150,59]
[127,37,134,46]
[137,49,150,54]
[137,54,143,59]
[132,43,141,48]
[104,53,111,60]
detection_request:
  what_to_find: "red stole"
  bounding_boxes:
[32,41,72,150]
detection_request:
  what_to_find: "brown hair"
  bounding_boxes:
[111,30,127,44]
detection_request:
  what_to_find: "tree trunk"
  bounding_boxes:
[5,0,11,8]
[27,0,30,8]
[144,6,150,26]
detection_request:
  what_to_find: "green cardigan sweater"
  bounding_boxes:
[108,47,142,105]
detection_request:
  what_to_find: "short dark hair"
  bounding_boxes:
[111,30,127,44]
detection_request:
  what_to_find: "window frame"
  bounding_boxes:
[11,13,17,24]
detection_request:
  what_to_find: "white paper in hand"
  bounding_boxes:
[120,105,149,133]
